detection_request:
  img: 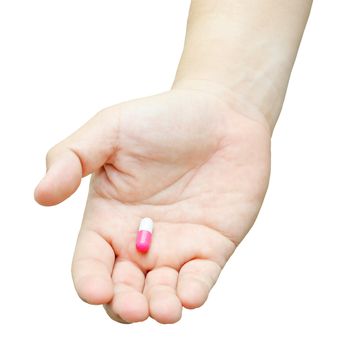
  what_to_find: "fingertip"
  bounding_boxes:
[150,293,182,324]
[177,260,221,310]
[34,151,82,206]
[34,176,59,206]
[114,292,149,323]
[34,178,46,205]
[75,275,114,305]
[178,280,209,309]
[104,304,132,324]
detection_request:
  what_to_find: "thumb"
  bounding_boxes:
[34,106,120,206]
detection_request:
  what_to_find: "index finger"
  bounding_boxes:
[72,229,115,305]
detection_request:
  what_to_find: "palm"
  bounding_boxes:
[69,90,270,323]
[34,89,270,323]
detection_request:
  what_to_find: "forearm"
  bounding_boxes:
[172,0,313,132]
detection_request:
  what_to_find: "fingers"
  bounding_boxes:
[105,259,148,323]
[34,107,119,206]
[177,259,222,309]
[72,230,115,305]
[143,266,182,324]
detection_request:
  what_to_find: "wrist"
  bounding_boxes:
[171,15,287,132]
[171,78,273,135]
[172,0,312,133]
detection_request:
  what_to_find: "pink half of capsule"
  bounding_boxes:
[136,217,153,253]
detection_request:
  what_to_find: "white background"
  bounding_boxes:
[0,1,345,349]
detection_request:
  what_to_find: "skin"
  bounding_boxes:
[34,0,312,323]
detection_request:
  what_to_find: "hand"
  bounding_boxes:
[34,88,271,324]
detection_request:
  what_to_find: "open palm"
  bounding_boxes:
[35,89,271,323]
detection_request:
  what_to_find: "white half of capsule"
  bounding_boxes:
[138,217,153,233]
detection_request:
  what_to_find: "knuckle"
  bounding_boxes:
[45,146,55,164]
[45,143,62,166]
